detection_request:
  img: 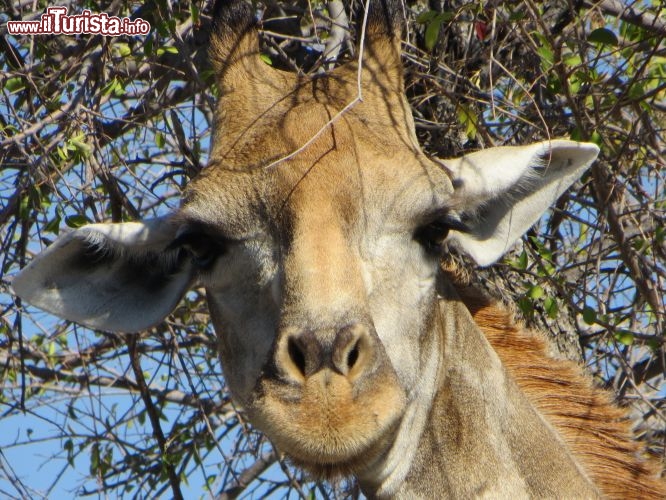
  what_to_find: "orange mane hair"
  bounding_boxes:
[456,287,665,499]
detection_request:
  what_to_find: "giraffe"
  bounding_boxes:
[12,0,665,497]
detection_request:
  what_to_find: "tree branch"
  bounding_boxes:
[127,335,184,500]
[323,0,350,68]
[216,450,278,499]
[583,0,666,37]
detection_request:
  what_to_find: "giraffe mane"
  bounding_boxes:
[456,286,665,499]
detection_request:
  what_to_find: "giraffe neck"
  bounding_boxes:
[359,288,599,499]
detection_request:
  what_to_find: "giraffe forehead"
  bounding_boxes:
[181,151,453,243]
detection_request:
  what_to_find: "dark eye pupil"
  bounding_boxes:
[188,238,215,266]
[415,221,450,254]
[171,232,221,268]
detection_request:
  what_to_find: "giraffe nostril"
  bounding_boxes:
[333,323,374,377]
[347,340,360,370]
[288,337,307,377]
[277,323,375,381]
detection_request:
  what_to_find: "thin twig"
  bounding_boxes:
[323,0,350,68]
[127,335,184,500]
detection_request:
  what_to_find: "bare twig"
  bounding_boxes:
[323,0,350,68]
[127,335,184,500]
[216,450,278,499]
[583,0,666,37]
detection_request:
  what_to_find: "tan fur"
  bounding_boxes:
[202,13,666,494]
[15,2,665,496]
[199,11,666,496]
[457,287,666,499]
[255,367,406,477]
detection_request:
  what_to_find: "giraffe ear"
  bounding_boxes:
[443,140,599,266]
[11,216,194,332]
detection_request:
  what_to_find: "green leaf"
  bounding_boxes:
[260,53,273,66]
[90,443,100,475]
[614,330,634,346]
[563,53,582,68]
[156,46,178,56]
[155,131,165,148]
[537,45,554,68]
[628,82,646,100]
[582,306,596,325]
[68,136,91,157]
[508,10,526,21]
[19,195,30,219]
[425,17,443,51]
[510,250,528,270]
[527,285,544,300]
[588,28,619,46]
[416,10,438,24]
[647,338,660,352]
[102,78,124,97]
[144,37,153,56]
[116,43,131,57]
[103,446,113,474]
[5,77,25,93]
[64,439,75,466]
[655,226,665,244]
[456,104,477,139]
[517,296,534,317]
[544,296,559,319]
[570,127,582,141]
[631,237,647,252]
[65,214,91,228]
[437,12,455,22]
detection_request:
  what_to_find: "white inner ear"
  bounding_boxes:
[443,140,599,266]
[11,216,194,333]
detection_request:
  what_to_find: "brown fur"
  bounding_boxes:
[456,286,666,499]
[15,0,661,495]
[256,368,406,479]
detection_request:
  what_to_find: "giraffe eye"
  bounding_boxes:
[170,230,226,268]
[414,221,451,254]
[414,215,469,255]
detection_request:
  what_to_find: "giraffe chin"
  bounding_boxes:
[251,369,407,476]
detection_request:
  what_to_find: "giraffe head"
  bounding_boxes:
[12,0,599,475]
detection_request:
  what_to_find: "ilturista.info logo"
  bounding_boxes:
[7,7,150,36]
